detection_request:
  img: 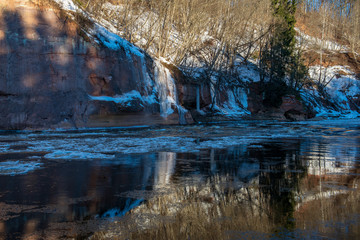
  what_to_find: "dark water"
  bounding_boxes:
[0,120,359,239]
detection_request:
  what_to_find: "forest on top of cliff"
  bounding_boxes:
[46,0,358,99]
[70,0,359,70]
[46,0,357,110]
[0,0,360,125]
[3,0,359,90]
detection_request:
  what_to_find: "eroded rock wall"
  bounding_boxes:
[0,2,314,130]
[0,4,180,129]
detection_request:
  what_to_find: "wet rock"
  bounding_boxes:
[177,84,212,109]
[8,112,27,130]
[118,98,145,112]
[284,109,306,121]
[247,82,265,114]
[88,73,114,96]
[184,111,194,124]
[280,95,305,113]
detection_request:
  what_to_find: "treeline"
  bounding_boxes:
[297,0,360,60]
[72,0,358,106]
[82,0,272,77]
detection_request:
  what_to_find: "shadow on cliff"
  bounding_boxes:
[0,4,185,239]
[0,5,92,130]
[0,5,123,239]
[0,4,181,130]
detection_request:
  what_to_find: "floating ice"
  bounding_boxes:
[44,150,115,160]
[0,161,43,176]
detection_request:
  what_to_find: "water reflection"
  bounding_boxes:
[154,152,176,188]
[0,132,359,239]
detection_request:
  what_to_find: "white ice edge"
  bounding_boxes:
[89,90,157,106]
[0,161,43,176]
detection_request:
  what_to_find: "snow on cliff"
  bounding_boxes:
[53,0,78,12]
[295,27,359,119]
[53,0,191,119]
[295,28,348,52]
[53,0,144,57]
[302,65,360,118]
[54,0,359,120]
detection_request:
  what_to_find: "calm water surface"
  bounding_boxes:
[0,120,359,239]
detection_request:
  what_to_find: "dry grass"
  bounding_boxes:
[90,179,275,240]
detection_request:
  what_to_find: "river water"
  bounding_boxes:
[0,120,359,239]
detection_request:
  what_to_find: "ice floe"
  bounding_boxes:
[0,161,43,176]
[44,150,115,160]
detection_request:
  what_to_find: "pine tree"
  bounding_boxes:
[268,0,297,82]
[261,0,307,107]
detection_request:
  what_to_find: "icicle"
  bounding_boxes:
[177,106,188,125]
[154,60,188,123]
[196,85,200,112]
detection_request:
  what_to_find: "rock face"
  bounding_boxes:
[0,4,188,129]
[280,95,307,121]
[246,82,310,120]
[0,2,317,130]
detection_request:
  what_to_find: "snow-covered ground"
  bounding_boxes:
[302,65,360,118]
[295,28,348,52]
[53,0,77,12]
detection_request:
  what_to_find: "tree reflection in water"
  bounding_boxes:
[90,138,359,240]
[0,136,359,239]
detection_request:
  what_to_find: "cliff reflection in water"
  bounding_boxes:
[0,134,359,239]
[92,138,360,240]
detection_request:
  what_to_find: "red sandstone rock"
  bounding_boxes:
[280,95,304,113]
[0,4,183,129]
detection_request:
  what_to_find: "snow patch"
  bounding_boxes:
[94,23,144,58]
[237,64,261,83]
[295,28,348,52]
[89,90,157,107]
[52,0,78,11]
[304,65,360,118]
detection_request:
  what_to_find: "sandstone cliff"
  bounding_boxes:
[1,1,359,130]
[0,1,199,129]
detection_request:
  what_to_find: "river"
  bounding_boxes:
[0,120,359,239]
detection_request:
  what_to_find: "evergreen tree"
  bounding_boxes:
[261,0,307,107]
[268,0,297,82]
